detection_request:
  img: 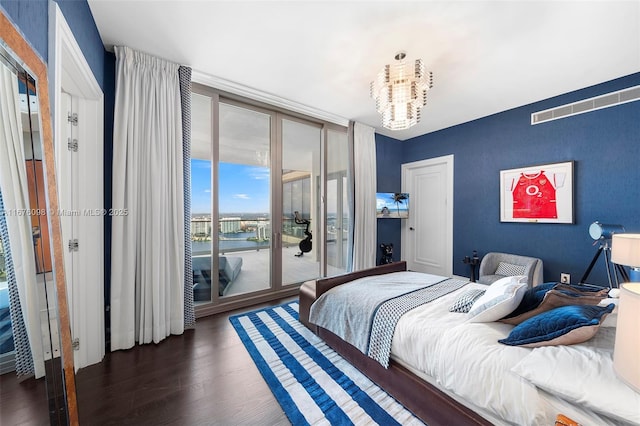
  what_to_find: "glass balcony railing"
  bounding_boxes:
[190,216,350,301]
[190,217,310,255]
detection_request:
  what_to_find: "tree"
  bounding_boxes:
[392,193,408,217]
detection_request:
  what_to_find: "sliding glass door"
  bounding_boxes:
[191,93,274,303]
[281,117,321,286]
[326,127,350,276]
[217,101,272,297]
[190,84,348,311]
[190,92,214,304]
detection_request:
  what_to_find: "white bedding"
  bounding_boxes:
[389,280,636,426]
[512,328,640,425]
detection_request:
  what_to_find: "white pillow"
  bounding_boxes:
[512,343,640,425]
[467,275,528,323]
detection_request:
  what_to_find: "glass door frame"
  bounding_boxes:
[324,123,350,277]
[216,97,277,302]
[326,169,348,272]
[277,113,325,285]
[192,83,347,317]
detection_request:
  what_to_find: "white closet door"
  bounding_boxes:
[57,91,76,328]
[56,91,104,370]
[402,155,453,277]
[73,95,104,369]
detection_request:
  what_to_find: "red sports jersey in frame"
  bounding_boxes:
[500,161,574,224]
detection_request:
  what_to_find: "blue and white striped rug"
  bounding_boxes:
[229,301,425,426]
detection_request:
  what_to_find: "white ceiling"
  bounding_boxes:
[87,0,640,141]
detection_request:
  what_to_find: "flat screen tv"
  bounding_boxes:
[376,192,409,219]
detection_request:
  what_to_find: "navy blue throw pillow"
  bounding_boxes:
[502,282,608,320]
[499,304,614,347]
[503,282,556,319]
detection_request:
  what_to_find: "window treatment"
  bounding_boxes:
[111,46,185,350]
[178,65,195,329]
[0,62,43,377]
[350,122,377,271]
[0,191,35,377]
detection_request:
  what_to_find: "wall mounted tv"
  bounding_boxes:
[376,193,409,219]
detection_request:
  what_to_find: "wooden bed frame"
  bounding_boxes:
[299,261,493,426]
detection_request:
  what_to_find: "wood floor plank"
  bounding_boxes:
[0,299,293,425]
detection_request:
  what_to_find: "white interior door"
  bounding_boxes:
[402,155,453,276]
[57,91,75,325]
[56,91,104,369]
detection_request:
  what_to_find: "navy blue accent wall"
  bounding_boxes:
[376,134,403,264]
[103,52,116,348]
[1,0,48,61]
[103,51,115,345]
[378,73,640,287]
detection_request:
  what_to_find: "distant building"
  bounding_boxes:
[256,222,271,240]
[191,216,211,237]
[220,217,242,233]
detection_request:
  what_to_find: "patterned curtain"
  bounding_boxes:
[0,190,34,376]
[346,122,355,272]
[179,66,195,328]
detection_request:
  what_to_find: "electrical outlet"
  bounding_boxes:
[561,273,570,284]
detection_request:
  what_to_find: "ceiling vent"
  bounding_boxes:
[531,85,640,125]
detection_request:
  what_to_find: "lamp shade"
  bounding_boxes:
[611,234,640,266]
[614,283,640,392]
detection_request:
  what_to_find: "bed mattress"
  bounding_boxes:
[390,279,636,426]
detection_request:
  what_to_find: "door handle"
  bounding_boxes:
[409,227,415,231]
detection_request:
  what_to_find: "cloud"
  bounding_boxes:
[204,189,211,193]
[249,167,270,181]
[233,194,250,200]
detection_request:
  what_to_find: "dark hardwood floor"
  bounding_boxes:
[1,299,293,425]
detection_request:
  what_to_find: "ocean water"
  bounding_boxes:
[192,232,270,254]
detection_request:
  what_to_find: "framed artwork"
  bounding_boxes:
[500,161,574,224]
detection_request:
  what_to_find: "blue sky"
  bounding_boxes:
[191,159,270,214]
[376,193,409,211]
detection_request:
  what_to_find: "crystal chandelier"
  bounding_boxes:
[370,52,433,130]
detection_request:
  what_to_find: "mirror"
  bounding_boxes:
[1,11,78,424]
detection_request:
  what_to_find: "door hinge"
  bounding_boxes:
[68,239,79,252]
[72,338,80,351]
[67,138,78,152]
[67,112,78,126]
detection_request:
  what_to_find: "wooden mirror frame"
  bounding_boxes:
[1,10,78,424]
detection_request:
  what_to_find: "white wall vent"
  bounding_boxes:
[531,85,640,125]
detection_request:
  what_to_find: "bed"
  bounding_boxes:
[299,262,640,426]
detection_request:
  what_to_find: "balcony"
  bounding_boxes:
[191,217,347,301]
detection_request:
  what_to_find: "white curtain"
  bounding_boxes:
[111,46,185,350]
[0,62,45,377]
[351,122,377,270]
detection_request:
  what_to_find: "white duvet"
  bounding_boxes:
[389,281,637,426]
